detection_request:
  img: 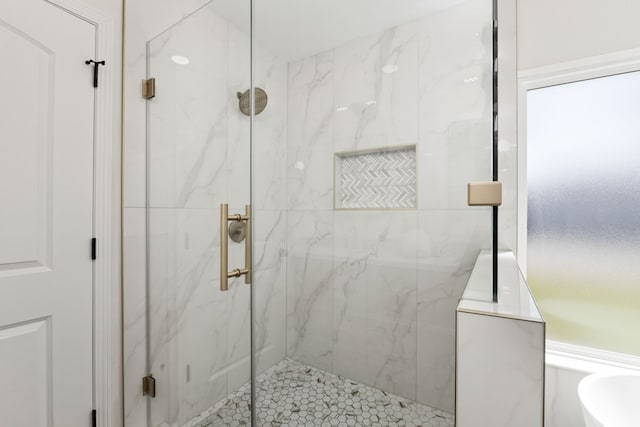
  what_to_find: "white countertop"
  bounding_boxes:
[457,250,544,323]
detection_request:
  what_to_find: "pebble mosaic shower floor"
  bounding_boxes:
[185,358,454,427]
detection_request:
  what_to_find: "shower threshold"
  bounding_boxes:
[184,358,454,427]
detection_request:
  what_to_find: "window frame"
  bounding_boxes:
[517,48,640,364]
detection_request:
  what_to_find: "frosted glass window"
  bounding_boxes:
[527,71,640,356]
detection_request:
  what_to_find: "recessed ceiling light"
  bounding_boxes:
[336,106,349,112]
[382,64,399,74]
[171,55,190,65]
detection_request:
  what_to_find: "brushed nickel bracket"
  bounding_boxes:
[142,78,156,100]
[467,181,502,206]
[220,204,251,291]
[142,374,156,398]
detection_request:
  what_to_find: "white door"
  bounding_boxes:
[0,0,96,426]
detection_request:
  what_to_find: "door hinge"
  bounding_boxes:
[142,374,156,398]
[91,409,96,427]
[85,60,106,88]
[142,78,156,99]
[91,238,97,260]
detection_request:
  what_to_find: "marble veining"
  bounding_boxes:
[284,0,493,414]
[417,1,492,210]
[184,358,454,427]
[147,8,230,209]
[286,211,334,372]
[287,51,336,211]
[332,211,418,400]
[334,21,418,153]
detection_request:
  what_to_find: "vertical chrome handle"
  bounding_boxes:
[220,203,251,291]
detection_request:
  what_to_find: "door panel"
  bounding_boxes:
[0,22,51,269]
[0,0,95,425]
[0,319,50,427]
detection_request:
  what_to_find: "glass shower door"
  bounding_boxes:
[146,2,253,425]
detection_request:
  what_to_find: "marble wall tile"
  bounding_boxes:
[226,203,252,393]
[123,0,211,208]
[147,10,229,209]
[226,276,252,393]
[252,56,288,210]
[334,21,418,152]
[418,120,492,210]
[456,312,544,427]
[223,21,289,210]
[124,9,225,423]
[286,211,334,371]
[332,211,418,400]
[122,208,147,427]
[417,1,493,210]
[253,210,287,375]
[146,206,287,424]
[147,207,231,426]
[225,23,289,390]
[146,208,178,426]
[545,366,589,427]
[226,25,251,208]
[287,52,335,211]
[416,210,491,412]
[176,209,229,422]
[283,5,496,411]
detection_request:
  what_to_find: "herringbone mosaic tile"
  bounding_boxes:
[336,146,416,209]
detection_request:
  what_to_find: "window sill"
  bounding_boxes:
[545,340,640,374]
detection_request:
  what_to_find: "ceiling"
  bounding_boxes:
[212,0,468,61]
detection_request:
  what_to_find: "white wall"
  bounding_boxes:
[517,2,640,426]
[517,0,640,70]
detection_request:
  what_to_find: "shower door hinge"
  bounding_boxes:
[142,78,156,99]
[91,238,97,260]
[91,409,96,427]
[142,374,156,398]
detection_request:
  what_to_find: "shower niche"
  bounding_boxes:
[334,145,417,210]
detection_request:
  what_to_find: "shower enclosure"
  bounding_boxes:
[136,0,494,425]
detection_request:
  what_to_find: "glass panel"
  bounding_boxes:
[251,1,493,425]
[146,1,252,425]
[528,71,640,356]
